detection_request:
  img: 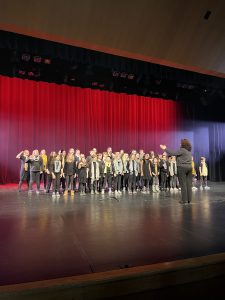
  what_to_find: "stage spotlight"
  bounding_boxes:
[120,72,127,78]
[28,71,34,77]
[136,74,142,84]
[34,70,40,78]
[33,56,42,63]
[91,82,98,86]
[177,82,195,90]
[18,70,26,76]
[21,53,31,61]
[112,70,120,77]
[128,74,135,80]
[44,58,51,64]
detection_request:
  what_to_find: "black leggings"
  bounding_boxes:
[29,171,40,191]
[52,173,61,192]
[104,173,112,189]
[115,174,122,191]
[177,166,192,203]
[160,172,167,189]
[143,178,151,189]
[129,174,136,191]
[66,175,74,190]
[123,173,129,189]
[40,171,47,189]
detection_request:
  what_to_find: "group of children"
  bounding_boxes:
[16,147,210,197]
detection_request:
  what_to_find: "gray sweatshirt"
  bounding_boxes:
[166,148,192,167]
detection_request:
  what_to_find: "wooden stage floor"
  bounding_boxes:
[1,182,225,286]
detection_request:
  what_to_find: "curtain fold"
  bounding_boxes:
[182,102,225,182]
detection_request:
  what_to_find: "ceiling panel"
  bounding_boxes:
[0,0,225,77]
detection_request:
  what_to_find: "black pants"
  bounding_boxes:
[143,178,150,190]
[52,173,61,193]
[177,166,192,203]
[91,180,98,192]
[66,175,74,190]
[98,176,104,192]
[40,171,47,189]
[29,171,40,191]
[115,174,122,191]
[60,176,66,190]
[160,172,167,190]
[73,176,79,191]
[123,173,129,189]
[80,183,86,193]
[129,174,136,191]
[136,173,142,190]
[47,174,52,192]
[18,171,30,190]
[18,179,29,190]
[200,176,207,187]
[104,173,112,189]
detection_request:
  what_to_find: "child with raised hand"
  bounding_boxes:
[16,150,30,192]
[27,150,43,194]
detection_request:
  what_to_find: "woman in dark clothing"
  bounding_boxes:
[46,152,57,193]
[27,150,43,194]
[78,157,88,195]
[16,150,30,191]
[160,139,192,204]
[141,153,152,193]
[63,153,76,196]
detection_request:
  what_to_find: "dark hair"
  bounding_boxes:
[181,139,192,151]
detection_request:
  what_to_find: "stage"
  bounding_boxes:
[1,182,225,286]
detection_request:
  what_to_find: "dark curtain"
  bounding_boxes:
[182,102,225,181]
[0,75,181,183]
[208,123,225,181]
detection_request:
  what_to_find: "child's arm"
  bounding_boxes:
[140,160,144,177]
[16,151,24,159]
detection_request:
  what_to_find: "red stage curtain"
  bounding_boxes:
[0,75,181,183]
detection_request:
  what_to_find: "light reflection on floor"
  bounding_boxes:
[0,182,225,285]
